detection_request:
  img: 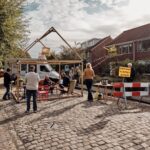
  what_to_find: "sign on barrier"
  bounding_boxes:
[119,67,131,78]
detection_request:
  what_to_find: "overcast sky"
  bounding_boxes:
[24,0,150,58]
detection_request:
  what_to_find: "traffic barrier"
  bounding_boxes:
[113,82,149,97]
[113,82,149,108]
[113,82,124,97]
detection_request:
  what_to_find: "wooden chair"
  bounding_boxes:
[59,80,77,96]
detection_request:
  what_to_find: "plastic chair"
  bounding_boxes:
[38,85,49,101]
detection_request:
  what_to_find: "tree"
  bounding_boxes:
[59,45,82,60]
[0,0,29,62]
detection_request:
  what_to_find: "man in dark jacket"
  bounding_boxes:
[125,63,136,82]
[3,68,11,100]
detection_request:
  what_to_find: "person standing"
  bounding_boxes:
[25,65,40,113]
[69,67,75,80]
[74,66,81,86]
[125,63,136,82]
[3,68,11,100]
[83,63,95,101]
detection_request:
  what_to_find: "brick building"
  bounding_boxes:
[92,23,150,74]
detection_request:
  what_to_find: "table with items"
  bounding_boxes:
[94,82,113,100]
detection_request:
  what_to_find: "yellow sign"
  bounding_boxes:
[105,45,117,56]
[119,67,131,77]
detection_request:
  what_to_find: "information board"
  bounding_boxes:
[119,67,131,77]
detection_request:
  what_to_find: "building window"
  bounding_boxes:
[142,39,150,51]
[118,44,132,54]
[137,42,142,51]
[137,39,150,51]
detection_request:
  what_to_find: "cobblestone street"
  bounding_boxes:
[1,89,150,150]
[1,1,150,149]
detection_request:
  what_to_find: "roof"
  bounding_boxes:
[109,23,150,45]
[94,36,112,47]
[90,36,112,51]
[81,38,100,45]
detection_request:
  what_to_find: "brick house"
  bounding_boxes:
[80,38,100,63]
[107,23,150,62]
[90,36,113,73]
[92,23,150,74]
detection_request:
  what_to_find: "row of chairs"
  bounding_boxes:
[11,79,77,102]
[38,80,77,101]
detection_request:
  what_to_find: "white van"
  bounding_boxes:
[20,63,59,80]
[5,58,60,80]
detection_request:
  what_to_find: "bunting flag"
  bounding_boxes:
[105,45,117,56]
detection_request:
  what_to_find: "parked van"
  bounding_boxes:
[5,58,60,80]
[20,63,59,80]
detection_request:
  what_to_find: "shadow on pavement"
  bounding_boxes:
[0,112,31,125]
[29,100,86,124]
[95,103,146,120]
[0,98,85,125]
[82,100,108,108]
[0,100,15,109]
[77,120,109,136]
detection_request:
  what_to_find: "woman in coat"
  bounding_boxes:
[83,63,95,101]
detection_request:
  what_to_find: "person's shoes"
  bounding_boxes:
[3,98,8,100]
[25,110,29,114]
[33,110,37,113]
[87,99,93,102]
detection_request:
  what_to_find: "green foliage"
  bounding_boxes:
[59,45,82,60]
[0,0,29,63]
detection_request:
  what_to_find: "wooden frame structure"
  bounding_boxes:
[24,27,82,60]
[6,27,84,102]
[7,58,84,102]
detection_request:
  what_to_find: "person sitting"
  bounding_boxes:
[43,75,55,94]
[58,73,70,94]
[61,72,70,87]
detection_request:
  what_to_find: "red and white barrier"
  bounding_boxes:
[113,82,149,97]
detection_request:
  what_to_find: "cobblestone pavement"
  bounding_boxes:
[1,89,150,150]
[0,101,18,150]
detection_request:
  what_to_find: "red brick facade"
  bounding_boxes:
[91,36,113,73]
[91,23,150,73]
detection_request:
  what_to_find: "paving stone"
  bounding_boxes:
[0,91,150,150]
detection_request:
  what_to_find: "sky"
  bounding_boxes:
[24,0,150,58]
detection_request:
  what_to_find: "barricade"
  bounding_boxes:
[113,82,149,107]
